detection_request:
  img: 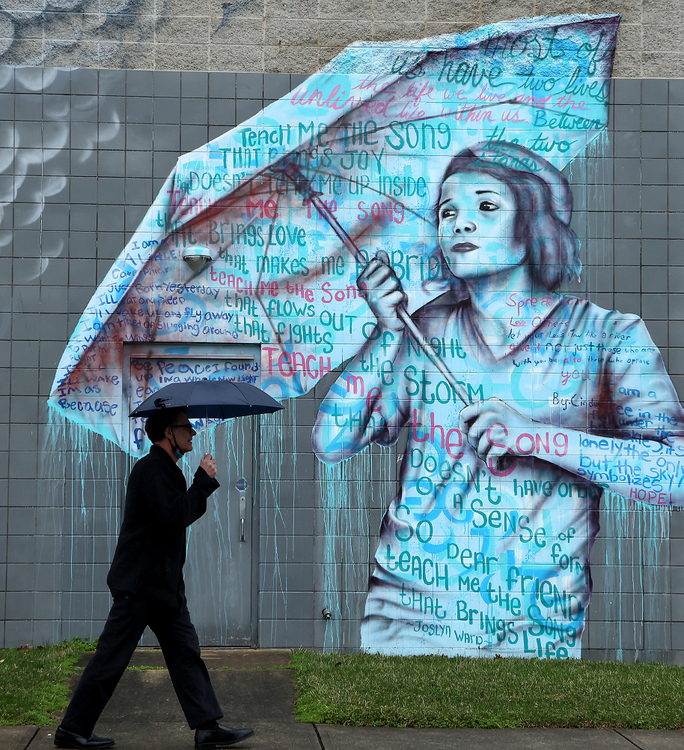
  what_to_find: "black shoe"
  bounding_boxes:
[54,726,115,749]
[194,724,254,749]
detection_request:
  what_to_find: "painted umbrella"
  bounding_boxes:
[49,13,619,452]
[129,380,284,419]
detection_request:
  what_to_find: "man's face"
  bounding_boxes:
[168,415,197,454]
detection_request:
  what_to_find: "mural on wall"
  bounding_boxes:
[49,13,684,656]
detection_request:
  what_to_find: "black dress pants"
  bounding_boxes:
[61,592,223,737]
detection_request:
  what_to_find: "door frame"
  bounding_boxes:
[122,341,262,647]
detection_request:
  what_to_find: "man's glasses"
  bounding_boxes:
[172,423,195,432]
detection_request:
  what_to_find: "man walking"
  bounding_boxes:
[55,407,254,749]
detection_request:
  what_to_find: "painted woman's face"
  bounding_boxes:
[438,172,526,281]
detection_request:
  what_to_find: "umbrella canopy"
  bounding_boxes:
[129,380,284,419]
[49,13,619,452]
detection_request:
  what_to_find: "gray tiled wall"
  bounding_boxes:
[2,68,684,661]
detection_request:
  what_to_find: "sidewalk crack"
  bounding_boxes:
[23,726,40,749]
[312,723,325,750]
[614,728,644,749]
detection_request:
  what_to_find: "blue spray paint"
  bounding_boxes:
[259,408,290,642]
[601,490,669,662]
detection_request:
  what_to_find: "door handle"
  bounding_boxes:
[239,495,246,542]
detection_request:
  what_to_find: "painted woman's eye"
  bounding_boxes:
[479,200,499,212]
[440,208,456,220]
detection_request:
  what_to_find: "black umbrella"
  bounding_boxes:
[129,379,283,419]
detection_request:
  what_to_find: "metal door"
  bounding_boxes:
[124,344,260,646]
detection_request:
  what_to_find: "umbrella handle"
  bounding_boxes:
[306,188,470,407]
[398,310,512,474]
[400,307,515,477]
[272,157,469,407]
[272,157,367,266]
[270,159,520,467]
[397,307,469,407]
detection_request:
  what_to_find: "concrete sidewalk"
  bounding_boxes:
[1,649,683,750]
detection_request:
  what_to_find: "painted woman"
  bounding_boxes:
[312,141,684,657]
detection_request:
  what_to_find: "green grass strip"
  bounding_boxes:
[0,638,97,726]
[292,651,684,729]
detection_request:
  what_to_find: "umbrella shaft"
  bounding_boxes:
[398,308,468,406]
[309,193,469,408]
[309,193,366,266]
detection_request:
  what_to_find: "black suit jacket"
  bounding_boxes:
[107,444,220,609]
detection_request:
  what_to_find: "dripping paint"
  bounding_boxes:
[44,14,684,658]
[40,409,122,641]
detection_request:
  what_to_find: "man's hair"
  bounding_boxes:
[144,407,188,444]
[436,147,581,292]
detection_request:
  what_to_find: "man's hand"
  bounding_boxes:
[200,453,218,478]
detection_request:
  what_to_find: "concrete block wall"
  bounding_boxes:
[0,0,680,78]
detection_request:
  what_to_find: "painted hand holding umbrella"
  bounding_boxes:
[49,13,619,453]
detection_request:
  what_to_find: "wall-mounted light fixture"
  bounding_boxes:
[182,246,212,272]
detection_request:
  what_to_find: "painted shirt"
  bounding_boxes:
[339,291,684,657]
